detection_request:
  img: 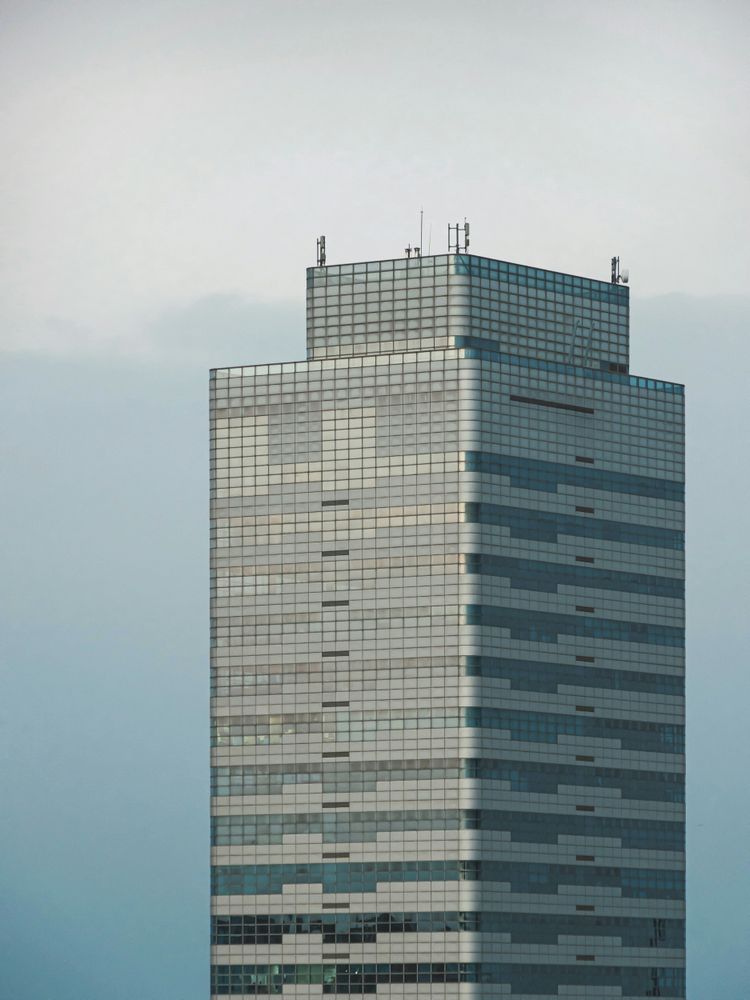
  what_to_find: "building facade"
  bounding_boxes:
[209,252,685,997]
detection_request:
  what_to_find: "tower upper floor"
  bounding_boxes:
[306,252,629,371]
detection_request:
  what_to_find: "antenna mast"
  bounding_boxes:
[448,219,470,254]
[316,235,326,267]
[405,209,425,259]
[610,256,629,284]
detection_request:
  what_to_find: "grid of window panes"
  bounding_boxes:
[210,351,470,997]
[210,252,684,999]
[307,254,629,372]
[456,254,629,370]
[306,255,453,360]
[463,348,685,997]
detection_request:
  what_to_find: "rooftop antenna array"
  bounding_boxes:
[611,256,629,285]
[316,235,327,267]
[449,219,470,254]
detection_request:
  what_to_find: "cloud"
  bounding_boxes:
[143,292,303,366]
[0,292,305,366]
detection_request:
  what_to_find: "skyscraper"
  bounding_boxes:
[209,248,685,998]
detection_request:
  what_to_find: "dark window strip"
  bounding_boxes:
[466,604,684,648]
[211,961,685,994]
[212,755,684,804]
[211,807,683,849]
[452,334,683,395]
[465,501,684,551]
[463,552,683,598]
[510,393,594,414]
[464,451,684,502]
[463,653,682,697]
[211,910,684,948]
[211,859,684,900]
[465,704,684,754]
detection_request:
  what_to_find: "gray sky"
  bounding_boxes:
[1,3,748,999]
[2,0,749,356]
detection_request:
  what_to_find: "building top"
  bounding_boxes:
[306,252,629,372]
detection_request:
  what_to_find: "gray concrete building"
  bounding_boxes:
[209,250,685,997]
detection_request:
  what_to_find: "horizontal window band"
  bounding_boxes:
[322,601,349,607]
[576,606,596,613]
[510,393,594,414]
[212,909,685,948]
[465,604,685,648]
[212,756,684,804]
[322,701,350,708]
[321,499,349,507]
[215,652,681,699]
[322,550,349,557]
[452,334,683,396]
[464,450,684,502]
[464,653,682,697]
[322,651,349,657]
[211,858,685,900]
[576,856,596,862]
[211,961,685,993]
[576,556,595,563]
[322,853,350,860]
[463,552,683,599]
[576,905,596,911]
[576,955,596,961]
[213,705,685,754]
[322,752,350,758]
[464,501,684,551]
[321,954,350,960]
[576,456,595,464]
[576,805,596,812]
[576,706,595,713]
[576,505,595,514]
[211,807,683,849]
[464,705,684,753]
[322,903,350,910]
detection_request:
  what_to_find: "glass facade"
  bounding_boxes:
[210,253,685,997]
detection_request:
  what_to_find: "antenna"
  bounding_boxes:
[611,255,628,284]
[316,235,326,267]
[419,208,424,255]
[404,244,421,259]
[448,219,471,254]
